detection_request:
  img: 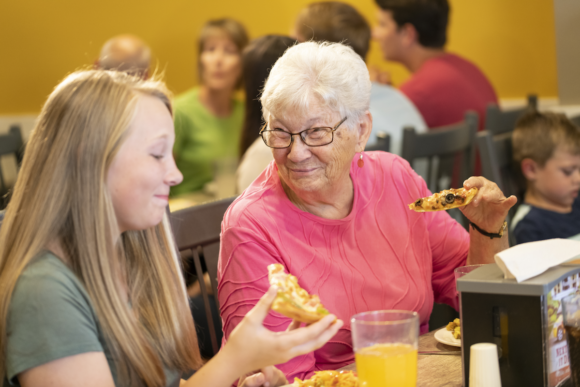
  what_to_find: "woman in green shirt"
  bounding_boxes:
[172,19,248,196]
[0,70,342,387]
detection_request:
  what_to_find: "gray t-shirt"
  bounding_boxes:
[4,251,181,387]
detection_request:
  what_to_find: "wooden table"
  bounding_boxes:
[283,328,463,386]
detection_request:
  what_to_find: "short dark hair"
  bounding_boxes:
[375,0,449,48]
[295,2,371,60]
[239,35,296,156]
[513,111,580,167]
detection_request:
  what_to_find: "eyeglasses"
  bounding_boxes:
[260,117,348,149]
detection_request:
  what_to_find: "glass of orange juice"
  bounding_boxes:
[352,310,419,387]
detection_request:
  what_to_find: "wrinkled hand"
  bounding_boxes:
[225,286,343,375]
[459,177,517,232]
[238,366,288,387]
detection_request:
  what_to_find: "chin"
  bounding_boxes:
[289,180,324,194]
[207,81,235,91]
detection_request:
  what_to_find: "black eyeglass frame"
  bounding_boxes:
[259,117,348,149]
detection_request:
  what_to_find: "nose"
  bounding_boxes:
[213,48,225,66]
[286,135,312,164]
[574,170,580,185]
[166,156,184,187]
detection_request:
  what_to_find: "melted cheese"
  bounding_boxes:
[268,264,321,312]
[295,370,359,387]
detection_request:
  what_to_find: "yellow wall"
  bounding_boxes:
[0,0,557,114]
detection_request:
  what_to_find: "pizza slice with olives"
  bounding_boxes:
[408,187,478,212]
[267,263,330,324]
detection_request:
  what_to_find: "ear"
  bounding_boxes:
[355,111,373,153]
[521,158,539,180]
[399,23,417,46]
[93,59,100,70]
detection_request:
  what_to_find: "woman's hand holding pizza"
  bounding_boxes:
[459,176,517,233]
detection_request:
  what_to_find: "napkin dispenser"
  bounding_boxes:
[457,263,580,387]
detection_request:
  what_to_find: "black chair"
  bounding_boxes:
[476,131,522,195]
[484,94,537,136]
[0,125,25,206]
[365,132,391,152]
[169,196,236,357]
[569,114,580,127]
[401,111,479,194]
[477,130,525,247]
[403,113,479,331]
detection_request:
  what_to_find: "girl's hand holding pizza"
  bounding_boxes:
[225,286,343,382]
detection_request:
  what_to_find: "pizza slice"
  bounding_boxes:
[267,263,330,324]
[408,187,478,212]
[294,370,359,387]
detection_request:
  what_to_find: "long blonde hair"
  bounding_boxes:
[0,70,202,386]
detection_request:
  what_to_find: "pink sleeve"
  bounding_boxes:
[400,159,469,310]
[425,209,469,310]
[218,225,317,381]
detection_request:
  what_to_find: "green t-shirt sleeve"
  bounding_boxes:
[5,261,103,385]
[172,106,192,164]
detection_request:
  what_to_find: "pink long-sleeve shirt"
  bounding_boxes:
[218,151,469,380]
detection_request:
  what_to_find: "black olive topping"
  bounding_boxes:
[445,193,455,204]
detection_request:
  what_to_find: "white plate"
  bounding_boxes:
[434,327,461,347]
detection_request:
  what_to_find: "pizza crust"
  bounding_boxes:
[267,264,330,323]
[408,187,478,212]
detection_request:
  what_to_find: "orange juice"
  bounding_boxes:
[355,343,418,387]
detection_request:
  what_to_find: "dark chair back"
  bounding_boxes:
[477,131,515,193]
[569,114,580,127]
[484,94,537,136]
[0,125,25,198]
[401,111,478,193]
[169,196,236,355]
[477,130,525,246]
[365,132,391,152]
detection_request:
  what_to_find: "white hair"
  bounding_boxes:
[261,41,371,127]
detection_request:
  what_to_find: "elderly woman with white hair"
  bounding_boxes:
[218,42,516,383]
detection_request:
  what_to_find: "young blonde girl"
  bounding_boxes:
[0,70,341,387]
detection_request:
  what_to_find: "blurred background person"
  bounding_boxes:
[236,35,296,193]
[96,34,151,79]
[373,0,497,129]
[172,19,248,196]
[292,1,426,156]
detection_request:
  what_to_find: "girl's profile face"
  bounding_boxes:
[107,94,183,233]
[200,33,242,91]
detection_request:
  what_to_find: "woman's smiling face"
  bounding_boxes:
[270,101,361,197]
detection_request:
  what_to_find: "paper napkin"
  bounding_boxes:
[494,239,580,282]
